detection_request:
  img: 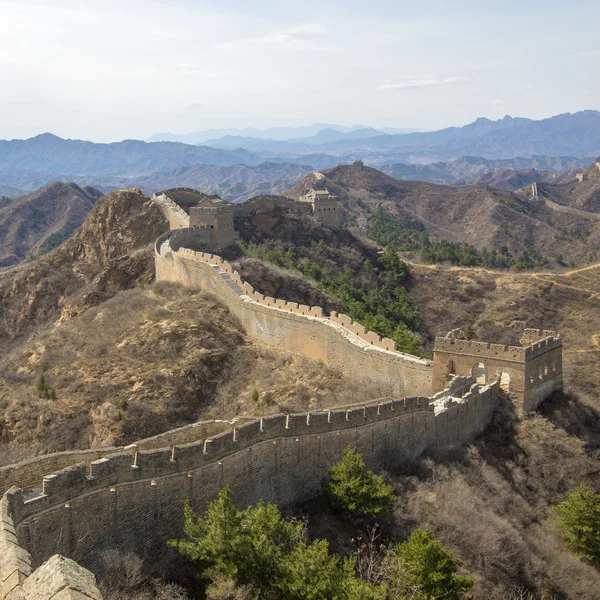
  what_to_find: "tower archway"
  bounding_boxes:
[471,362,487,384]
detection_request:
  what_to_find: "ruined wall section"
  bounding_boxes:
[5,384,497,583]
[155,236,432,397]
[432,333,563,412]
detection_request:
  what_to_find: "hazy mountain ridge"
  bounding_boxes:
[147,123,422,144]
[0,133,264,178]
[199,111,600,161]
[380,155,589,186]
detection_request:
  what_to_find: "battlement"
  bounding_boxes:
[167,239,430,366]
[523,335,562,359]
[433,338,527,362]
[8,397,436,522]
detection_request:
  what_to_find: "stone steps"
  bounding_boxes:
[210,265,245,296]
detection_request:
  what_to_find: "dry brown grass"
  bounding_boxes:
[387,400,600,600]
[0,282,380,455]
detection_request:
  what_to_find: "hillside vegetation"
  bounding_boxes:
[287,162,600,268]
[230,208,425,355]
[0,182,102,266]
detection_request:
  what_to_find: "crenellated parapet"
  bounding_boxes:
[167,242,430,366]
[0,380,498,600]
[432,329,563,413]
[432,338,527,362]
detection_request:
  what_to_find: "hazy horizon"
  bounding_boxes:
[1,0,599,142]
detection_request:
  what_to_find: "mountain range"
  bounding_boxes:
[146,124,421,144]
[207,111,600,162]
[2,111,600,199]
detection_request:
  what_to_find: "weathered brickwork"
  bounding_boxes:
[155,233,433,397]
[432,329,563,413]
[0,384,497,598]
[0,420,237,498]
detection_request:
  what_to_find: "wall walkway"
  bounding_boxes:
[1,383,498,598]
[155,230,433,398]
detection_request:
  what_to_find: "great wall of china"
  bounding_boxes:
[0,190,563,599]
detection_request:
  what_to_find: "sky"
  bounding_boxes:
[0,0,599,142]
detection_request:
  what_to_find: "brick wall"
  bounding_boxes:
[155,240,433,398]
[2,384,497,589]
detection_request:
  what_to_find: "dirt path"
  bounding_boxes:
[403,256,600,283]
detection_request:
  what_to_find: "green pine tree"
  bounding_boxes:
[322,445,395,517]
[553,483,600,564]
[385,529,473,600]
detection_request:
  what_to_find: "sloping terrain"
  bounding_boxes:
[0,182,102,266]
[465,167,580,191]
[0,188,166,342]
[380,155,587,186]
[288,163,600,267]
[526,160,600,213]
[0,189,378,460]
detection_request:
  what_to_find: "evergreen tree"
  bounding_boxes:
[322,445,395,517]
[553,483,600,564]
[385,529,473,600]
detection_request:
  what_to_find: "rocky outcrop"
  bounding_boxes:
[0,189,168,341]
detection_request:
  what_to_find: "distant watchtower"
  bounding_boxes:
[156,188,235,250]
[432,328,563,413]
[299,188,339,228]
[352,159,364,170]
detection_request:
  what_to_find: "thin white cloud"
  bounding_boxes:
[492,98,508,105]
[571,50,600,58]
[217,24,327,50]
[376,77,469,91]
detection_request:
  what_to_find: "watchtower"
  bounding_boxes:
[432,328,562,413]
[189,196,235,249]
[299,188,339,227]
[157,188,234,250]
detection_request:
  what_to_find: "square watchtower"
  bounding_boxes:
[432,328,563,413]
[299,188,339,227]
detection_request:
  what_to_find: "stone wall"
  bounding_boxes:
[0,420,239,497]
[152,193,190,229]
[432,332,563,412]
[1,383,497,596]
[155,236,433,397]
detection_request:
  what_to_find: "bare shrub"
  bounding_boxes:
[100,549,146,591]
[354,526,389,586]
[206,575,256,600]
